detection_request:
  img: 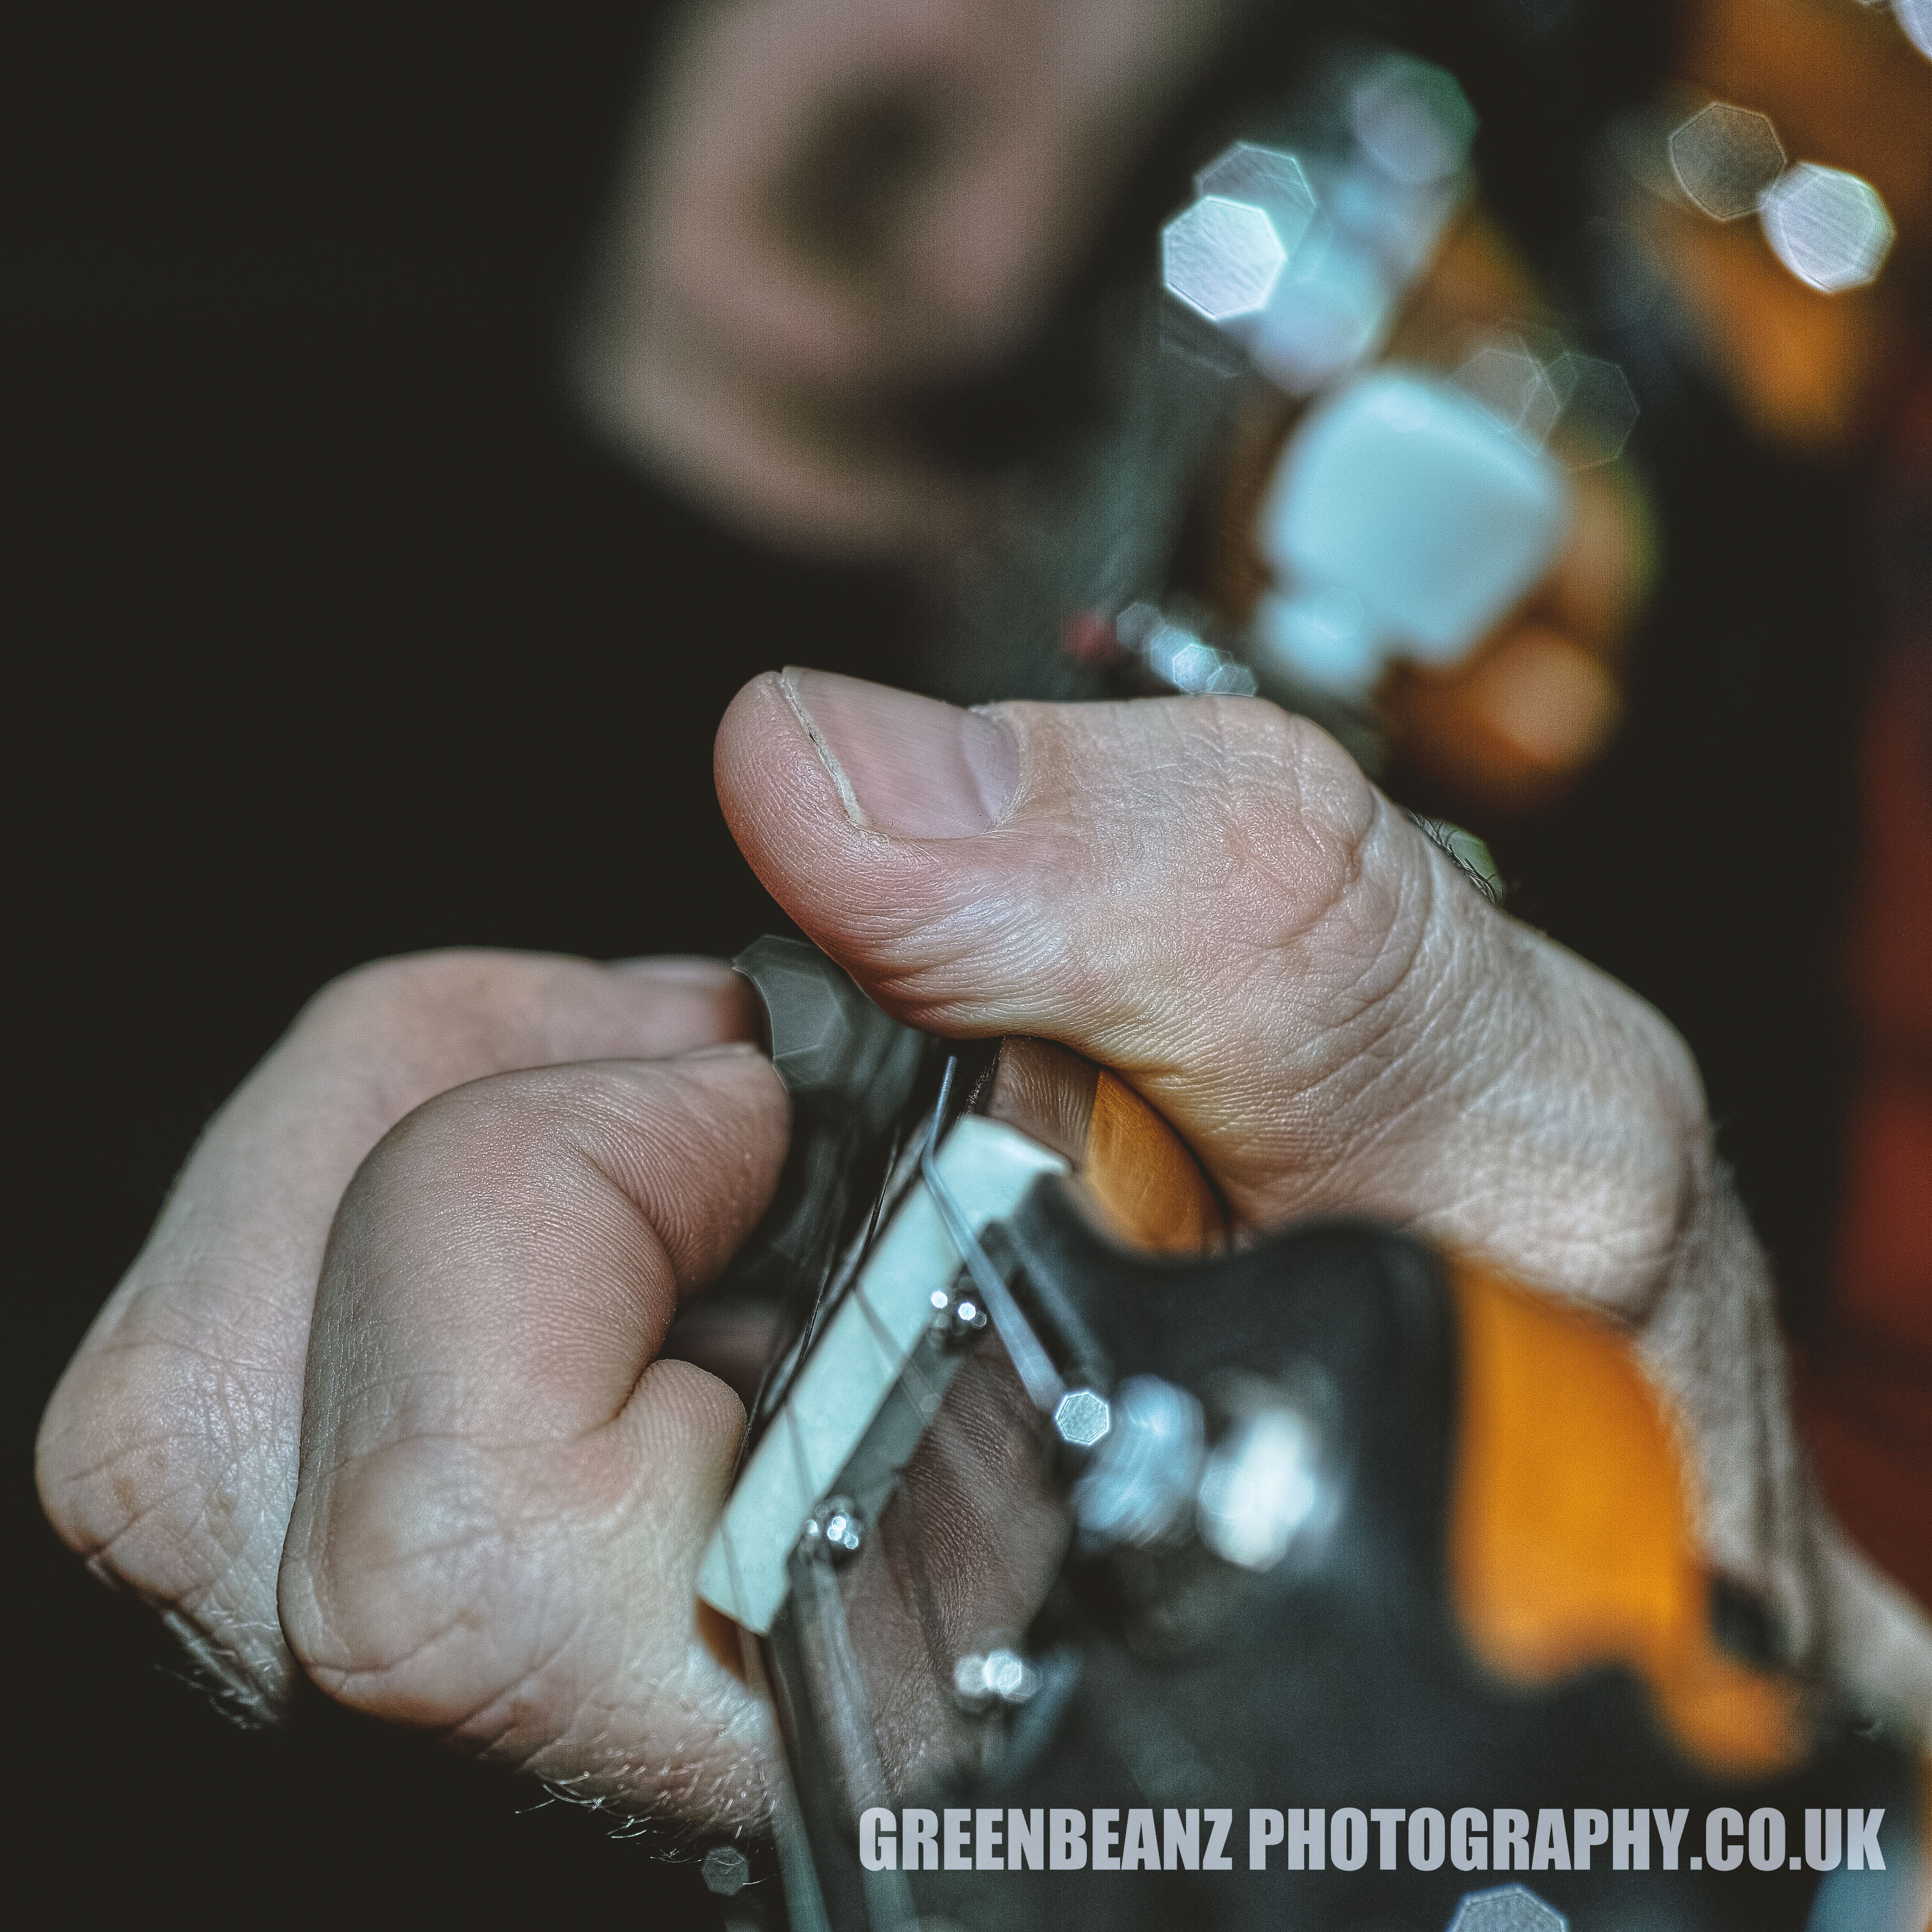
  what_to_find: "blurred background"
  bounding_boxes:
[16,0,1928,1920]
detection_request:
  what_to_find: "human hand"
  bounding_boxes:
[40,673,1930,1833]
[574,0,1238,554]
[715,668,1932,1731]
[36,953,788,1827]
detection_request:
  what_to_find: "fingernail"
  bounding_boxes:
[674,1041,766,1063]
[779,668,1018,837]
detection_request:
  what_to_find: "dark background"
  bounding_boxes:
[17,4,1870,1922]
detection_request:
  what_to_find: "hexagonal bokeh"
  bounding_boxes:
[1118,602,1259,694]
[1546,352,1640,467]
[1251,238,1392,396]
[1454,339,1563,447]
[1053,1388,1113,1448]
[1162,196,1288,322]
[1350,56,1478,185]
[1446,1883,1568,1932]
[1194,142,1317,259]
[1668,100,1785,221]
[1759,163,1896,292]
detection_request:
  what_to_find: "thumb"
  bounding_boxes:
[715,672,1932,1726]
[715,668,1703,1315]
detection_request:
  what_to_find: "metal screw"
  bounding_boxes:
[702,1845,751,1897]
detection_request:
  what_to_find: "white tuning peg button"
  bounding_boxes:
[1252,368,1571,702]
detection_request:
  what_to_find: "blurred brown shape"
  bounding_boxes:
[1380,628,1624,818]
[1373,457,1648,817]
[576,0,1240,559]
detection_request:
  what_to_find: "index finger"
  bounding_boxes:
[278,1048,789,1826]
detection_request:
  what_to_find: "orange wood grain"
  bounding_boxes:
[981,1037,1225,1253]
[1448,1260,1802,1777]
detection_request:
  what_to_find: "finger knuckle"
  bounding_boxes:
[360,1060,649,1203]
[37,1334,293,1715]
[999,700,1396,1055]
[279,1434,508,1722]
[298,949,537,1044]
[1190,700,1382,922]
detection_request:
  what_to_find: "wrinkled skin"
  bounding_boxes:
[38,674,1932,1837]
[38,955,784,1824]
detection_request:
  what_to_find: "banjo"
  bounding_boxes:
[678,938,1922,1932]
